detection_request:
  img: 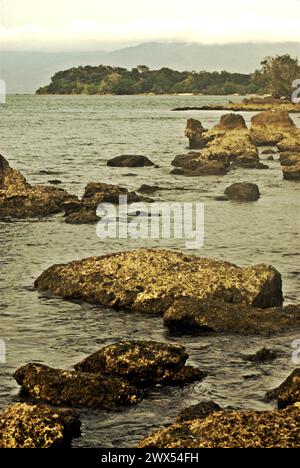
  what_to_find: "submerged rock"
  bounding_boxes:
[224,182,260,202]
[0,402,81,448]
[244,347,278,363]
[266,369,300,408]
[13,363,140,408]
[74,340,206,386]
[107,155,155,167]
[35,249,283,315]
[176,401,222,422]
[163,298,300,336]
[138,184,160,194]
[138,405,300,448]
[0,154,77,219]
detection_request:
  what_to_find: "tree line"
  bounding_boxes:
[36,55,300,97]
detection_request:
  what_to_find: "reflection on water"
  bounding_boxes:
[0,95,299,447]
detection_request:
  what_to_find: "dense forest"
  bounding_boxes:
[36,55,300,96]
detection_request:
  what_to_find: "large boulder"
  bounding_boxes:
[0,403,81,448]
[266,369,300,408]
[35,249,283,313]
[282,163,300,180]
[277,130,300,152]
[13,363,140,408]
[250,110,296,145]
[107,155,155,167]
[74,340,206,386]
[279,152,300,181]
[224,182,260,202]
[280,152,300,166]
[0,154,77,219]
[138,405,300,448]
[171,152,229,176]
[163,298,300,336]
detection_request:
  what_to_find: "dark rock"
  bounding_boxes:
[266,369,300,408]
[224,182,260,202]
[261,149,277,155]
[13,363,140,408]
[214,196,229,201]
[185,118,209,149]
[138,405,300,448]
[138,184,160,194]
[107,155,154,167]
[176,401,222,422]
[282,163,300,180]
[48,179,62,185]
[0,402,81,448]
[279,152,300,166]
[213,113,247,131]
[35,249,283,314]
[163,298,299,336]
[65,209,100,224]
[74,340,206,387]
[244,347,278,363]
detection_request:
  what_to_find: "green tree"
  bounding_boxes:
[259,55,300,98]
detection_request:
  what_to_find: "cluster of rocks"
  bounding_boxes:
[34,248,300,336]
[64,182,151,224]
[12,341,205,409]
[177,109,300,181]
[0,154,77,220]
[138,369,300,448]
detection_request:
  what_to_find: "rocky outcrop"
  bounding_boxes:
[185,118,210,149]
[277,130,300,152]
[224,182,260,202]
[250,110,296,146]
[244,348,278,363]
[138,404,300,448]
[35,249,283,316]
[180,115,259,176]
[0,154,77,219]
[266,369,300,408]
[74,340,206,386]
[176,401,222,423]
[64,182,151,224]
[282,163,300,180]
[107,155,155,167]
[163,298,300,336]
[13,363,140,408]
[0,403,81,448]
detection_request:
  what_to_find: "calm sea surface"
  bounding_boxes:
[0,95,299,447]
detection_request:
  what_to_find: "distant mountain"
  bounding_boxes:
[1,42,300,94]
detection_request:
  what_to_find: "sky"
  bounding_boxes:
[1,0,300,51]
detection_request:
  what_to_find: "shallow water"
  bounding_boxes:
[0,94,299,447]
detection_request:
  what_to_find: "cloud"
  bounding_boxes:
[1,0,300,50]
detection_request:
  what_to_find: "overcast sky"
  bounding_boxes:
[1,0,300,51]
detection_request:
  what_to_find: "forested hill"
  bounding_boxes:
[36,65,264,95]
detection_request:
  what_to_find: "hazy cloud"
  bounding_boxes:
[1,0,300,50]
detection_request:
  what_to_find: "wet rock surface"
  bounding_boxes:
[224,182,260,202]
[0,154,77,219]
[163,298,300,336]
[107,155,155,167]
[74,340,206,386]
[138,404,300,448]
[266,369,300,408]
[13,363,141,408]
[35,249,283,316]
[0,402,81,448]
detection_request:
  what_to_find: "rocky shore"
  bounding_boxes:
[172,97,300,113]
